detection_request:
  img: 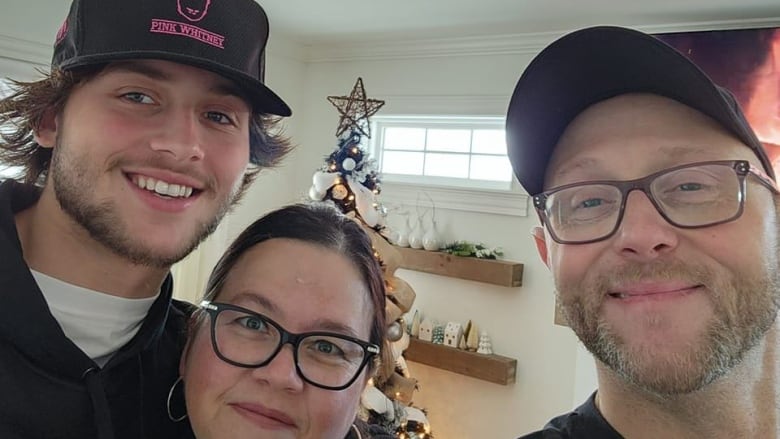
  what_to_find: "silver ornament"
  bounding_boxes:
[386,320,404,342]
[342,157,357,171]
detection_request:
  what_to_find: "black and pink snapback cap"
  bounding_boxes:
[52,0,291,116]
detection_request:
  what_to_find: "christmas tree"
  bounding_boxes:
[308,77,432,438]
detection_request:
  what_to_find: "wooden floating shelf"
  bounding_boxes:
[404,338,517,385]
[394,246,523,287]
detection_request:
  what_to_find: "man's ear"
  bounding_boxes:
[33,108,58,149]
[531,226,551,269]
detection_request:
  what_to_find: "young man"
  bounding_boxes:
[506,26,780,438]
[0,0,292,438]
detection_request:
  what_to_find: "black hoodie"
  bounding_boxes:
[0,179,193,439]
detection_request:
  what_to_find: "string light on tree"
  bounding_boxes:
[309,77,433,438]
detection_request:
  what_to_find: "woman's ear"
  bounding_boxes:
[532,226,551,268]
[33,107,59,149]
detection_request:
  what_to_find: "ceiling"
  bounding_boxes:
[4,1,780,58]
[258,0,780,45]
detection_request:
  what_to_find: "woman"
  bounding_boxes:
[172,203,393,438]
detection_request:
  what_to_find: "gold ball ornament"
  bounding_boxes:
[331,184,348,200]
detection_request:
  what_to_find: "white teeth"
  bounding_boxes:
[132,175,195,198]
[155,180,169,194]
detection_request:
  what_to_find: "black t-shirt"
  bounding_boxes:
[518,392,624,439]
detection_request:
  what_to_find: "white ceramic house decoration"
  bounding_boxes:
[443,322,463,348]
[418,318,435,342]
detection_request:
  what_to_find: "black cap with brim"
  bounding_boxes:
[53,0,291,117]
[505,25,773,196]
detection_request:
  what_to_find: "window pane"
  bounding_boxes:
[424,153,469,178]
[382,151,424,175]
[384,127,425,151]
[472,129,507,155]
[427,129,471,153]
[470,155,513,181]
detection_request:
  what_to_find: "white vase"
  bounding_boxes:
[422,220,441,251]
[395,217,410,247]
[408,217,424,249]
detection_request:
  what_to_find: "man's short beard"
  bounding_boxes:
[559,258,780,398]
[50,139,245,269]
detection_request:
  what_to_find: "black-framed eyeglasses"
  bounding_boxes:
[534,160,779,245]
[199,300,380,391]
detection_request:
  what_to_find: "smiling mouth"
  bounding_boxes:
[231,403,297,430]
[607,285,703,299]
[130,175,198,198]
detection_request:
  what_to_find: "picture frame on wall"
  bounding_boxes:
[657,27,780,172]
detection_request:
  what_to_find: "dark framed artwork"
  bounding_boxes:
[657,27,780,171]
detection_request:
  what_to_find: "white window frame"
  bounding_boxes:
[371,115,513,190]
[368,114,528,217]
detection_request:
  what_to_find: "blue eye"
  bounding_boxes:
[121,91,154,104]
[578,198,604,208]
[238,316,267,331]
[677,183,703,191]
[315,341,336,354]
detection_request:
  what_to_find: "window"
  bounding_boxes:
[369,115,527,216]
[371,116,513,191]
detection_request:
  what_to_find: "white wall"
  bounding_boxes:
[292,42,589,437]
[225,38,309,238]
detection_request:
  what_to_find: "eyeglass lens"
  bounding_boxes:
[543,163,743,243]
[212,308,368,388]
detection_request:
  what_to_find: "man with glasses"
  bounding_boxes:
[507,26,780,438]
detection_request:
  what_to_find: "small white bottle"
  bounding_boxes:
[422,219,441,251]
[408,217,424,249]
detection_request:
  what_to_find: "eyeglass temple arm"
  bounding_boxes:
[748,164,780,194]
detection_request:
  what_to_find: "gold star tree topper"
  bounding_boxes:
[327,77,385,138]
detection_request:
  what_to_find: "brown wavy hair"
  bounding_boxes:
[0,65,293,190]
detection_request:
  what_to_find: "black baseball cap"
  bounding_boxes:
[505,25,773,196]
[52,0,291,117]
